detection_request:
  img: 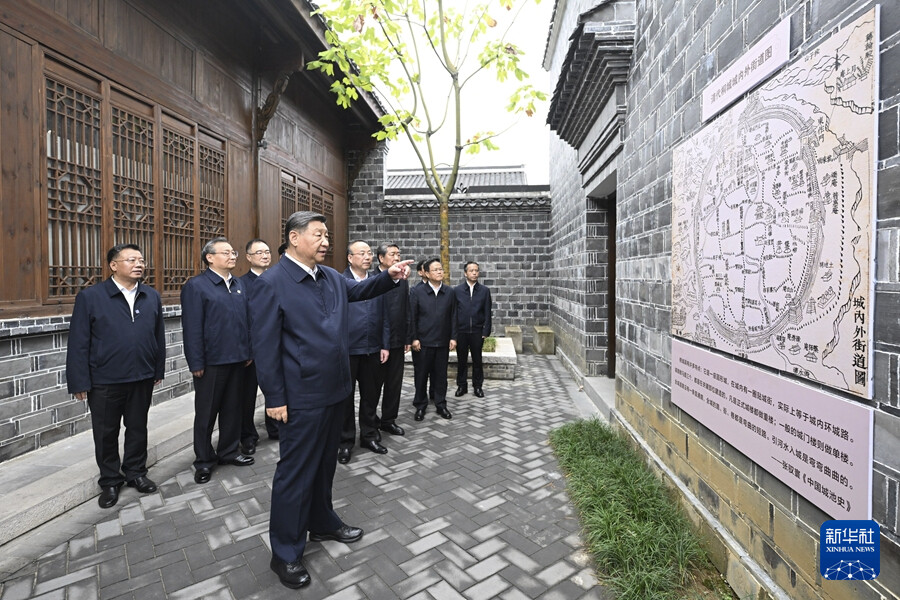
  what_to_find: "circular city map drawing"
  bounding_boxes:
[672,13,876,398]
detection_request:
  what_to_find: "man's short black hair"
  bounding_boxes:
[463,261,479,271]
[284,211,326,244]
[376,242,400,260]
[277,242,288,256]
[245,238,268,253]
[107,243,141,264]
[201,237,229,266]
[423,257,442,272]
[416,260,427,273]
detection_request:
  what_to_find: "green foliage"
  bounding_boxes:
[482,336,497,352]
[549,419,734,600]
[309,0,545,176]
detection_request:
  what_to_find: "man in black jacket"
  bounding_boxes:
[240,238,276,451]
[454,261,492,397]
[375,242,408,438]
[66,243,166,508]
[408,258,457,421]
[338,240,391,463]
[181,237,255,485]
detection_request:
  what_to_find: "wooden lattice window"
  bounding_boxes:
[45,77,104,298]
[199,142,226,241]
[112,105,156,287]
[280,171,312,232]
[162,126,195,293]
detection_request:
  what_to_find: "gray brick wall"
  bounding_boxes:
[594,0,900,597]
[347,144,552,346]
[0,308,192,463]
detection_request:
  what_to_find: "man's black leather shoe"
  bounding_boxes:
[219,454,254,466]
[337,448,351,464]
[98,482,124,508]
[270,556,311,589]
[474,388,485,398]
[436,406,452,419]
[454,386,467,397]
[194,468,212,484]
[126,476,157,494]
[242,442,256,455]
[380,422,405,436]
[309,524,364,543]
[361,439,388,454]
[414,408,426,421]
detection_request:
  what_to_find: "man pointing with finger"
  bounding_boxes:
[249,211,412,590]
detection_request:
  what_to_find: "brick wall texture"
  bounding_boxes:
[346,145,552,348]
[546,0,900,598]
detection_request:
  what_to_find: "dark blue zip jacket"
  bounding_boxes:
[454,281,492,336]
[66,278,166,392]
[342,267,390,355]
[249,259,398,409]
[180,268,251,371]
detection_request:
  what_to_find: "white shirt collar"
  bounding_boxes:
[284,252,318,279]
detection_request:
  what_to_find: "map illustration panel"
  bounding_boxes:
[672,9,877,398]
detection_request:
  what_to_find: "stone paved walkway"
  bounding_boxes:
[0,355,611,599]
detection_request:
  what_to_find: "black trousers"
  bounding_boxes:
[456,332,484,389]
[340,352,382,448]
[413,346,449,410]
[379,346,404,425]
[87,379,154,488]
[269,401,343,563]
[192,362,244,469]
[241,362,260,446]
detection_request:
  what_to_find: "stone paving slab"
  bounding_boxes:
[0,355,613,599]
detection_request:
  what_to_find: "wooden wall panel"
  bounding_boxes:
[0,30,38,303]
[30,0,99,39]
[197,57,251,128]
[257,159,283,261]
[103,0,193,92]
[227,142,254,275]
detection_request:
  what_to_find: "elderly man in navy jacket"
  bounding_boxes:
[66,243,166,508]
[408,258,457,421]
[338,240,391,463]
[181,237,254,485]
[374,242,409,438]
[454,261,493,398]
[250,211,412,589]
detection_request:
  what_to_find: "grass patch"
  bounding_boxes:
[482,336,497,352]
[549,419,736,600]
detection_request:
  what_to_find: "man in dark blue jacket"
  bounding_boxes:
[337,240,391,463]
[374,242,409,439]
[181,237,254,485]
[454,261,493,398]
[249,211,412,589]
[66,243,165,508]
[239,238,275,452]
[408,258,457,421]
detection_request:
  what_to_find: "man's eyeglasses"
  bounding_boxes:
[351,251,374,257]
[249,250,271,256]
[116,258,145,265]
[212,250,239,257]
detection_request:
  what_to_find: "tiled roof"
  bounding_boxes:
[385,165,529,191]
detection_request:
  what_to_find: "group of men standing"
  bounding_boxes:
[64,210,492,589]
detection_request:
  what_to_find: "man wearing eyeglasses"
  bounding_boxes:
[66,244,166,508]
[337,241,391,463]
[408,257,457,421]
[239,239,277,452]
[374,242,409,440]
[181,237,255,485]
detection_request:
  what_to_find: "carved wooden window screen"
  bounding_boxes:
[162,127,195,293]
[112,107,156,287]
[44,61,228,303]
[199,143,226,242]
[45,78,103,298]
[279,171,311,233]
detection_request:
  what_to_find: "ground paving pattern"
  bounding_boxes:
[1,355,610,599]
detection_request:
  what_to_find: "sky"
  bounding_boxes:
[381,0,554,185]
